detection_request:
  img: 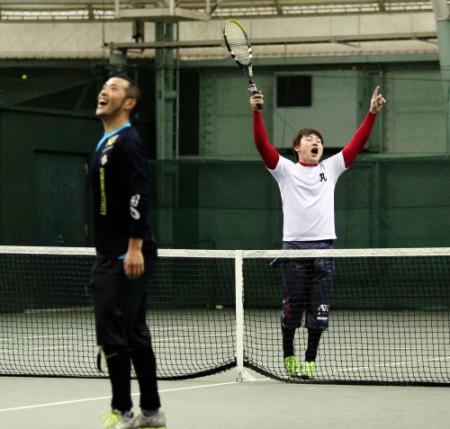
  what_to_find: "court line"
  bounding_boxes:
[0,381,238,413]
[337,355,450,373]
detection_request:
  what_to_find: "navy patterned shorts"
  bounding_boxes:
[279,240,333,331]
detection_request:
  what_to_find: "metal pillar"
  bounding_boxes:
[108,51,127,75]
[431,0,450,155]
[154,21,180,246]
[155,21,179,160]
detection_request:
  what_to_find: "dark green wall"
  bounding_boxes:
[0,105,155,246]
[0,64,156,245]
[150,158,450,249]
[0,109,98,244]
[5,119,448,249]
[0,61,449,249]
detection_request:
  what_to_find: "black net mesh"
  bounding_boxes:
[1,247,449,386]
[0,250,235,379]
[243,253,450,385]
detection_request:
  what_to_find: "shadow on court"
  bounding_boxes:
[1,370,449,429]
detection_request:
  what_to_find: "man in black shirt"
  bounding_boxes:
[90,75,166,429]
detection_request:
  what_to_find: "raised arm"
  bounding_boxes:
[342,86,386,168]
[250,92,279,169]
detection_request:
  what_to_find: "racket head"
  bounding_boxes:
[223,19,254,80]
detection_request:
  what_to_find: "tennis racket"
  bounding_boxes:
[223,19,263,110]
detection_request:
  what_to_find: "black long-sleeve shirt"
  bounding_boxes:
[90,125,157,259]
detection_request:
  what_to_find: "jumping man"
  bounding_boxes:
[250,86,385,378]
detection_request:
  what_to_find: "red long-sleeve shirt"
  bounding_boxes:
[253,111,377,169]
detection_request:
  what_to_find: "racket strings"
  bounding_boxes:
[229,42,251,65]
[225,23,251,65]
[229,41,248,48]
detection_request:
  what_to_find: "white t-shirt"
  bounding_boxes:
[268,152,347,241]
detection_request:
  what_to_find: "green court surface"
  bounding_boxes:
[1,370,449,429]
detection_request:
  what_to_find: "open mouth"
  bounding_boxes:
[311,147,319,155]
[98,99,108,108]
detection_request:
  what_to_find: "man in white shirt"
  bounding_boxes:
[250,86,385,378]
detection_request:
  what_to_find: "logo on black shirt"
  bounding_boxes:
[130,194,141,220]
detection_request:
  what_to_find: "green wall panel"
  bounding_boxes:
[197,65,447,158]
[273,70,360,149]
[0,110,98,245]
[199,70,274,158]
[34,152,90,246]
[383,69,446,154]
[383,208,450,247]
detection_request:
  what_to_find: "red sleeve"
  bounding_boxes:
[253,111,279,169]
[342,112,377,168]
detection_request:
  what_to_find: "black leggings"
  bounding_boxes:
[91,258,161,412]
[104,344,161,412]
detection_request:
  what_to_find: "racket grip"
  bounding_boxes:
[248,83,264,110]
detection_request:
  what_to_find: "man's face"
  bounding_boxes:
[96,77,131,118]
[295,134,323,164]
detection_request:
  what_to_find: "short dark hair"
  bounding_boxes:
[112,74,141,113]
[292,128,324,157]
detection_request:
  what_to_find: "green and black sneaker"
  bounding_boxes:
[102,409,133,429]
[301,361,317,379]
[284,355,301,377]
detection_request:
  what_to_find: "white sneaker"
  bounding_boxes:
[129,409,166,428]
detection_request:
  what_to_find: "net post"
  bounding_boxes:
[235,250,256,382]
[235,250,245,381]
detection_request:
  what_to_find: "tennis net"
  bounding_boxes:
[0,246,449,385]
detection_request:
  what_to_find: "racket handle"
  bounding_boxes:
[248,83,264,110]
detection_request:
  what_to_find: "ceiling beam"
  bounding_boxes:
[118,7,208,21]
[0,0,437,22]
[109,31,437,50]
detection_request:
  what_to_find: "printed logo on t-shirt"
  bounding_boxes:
[106,135,119,146]
[101,135,119,155]
[319,173,327,182]
[130,194,141,220]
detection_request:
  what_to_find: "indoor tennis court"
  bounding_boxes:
[1,0,450,428]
